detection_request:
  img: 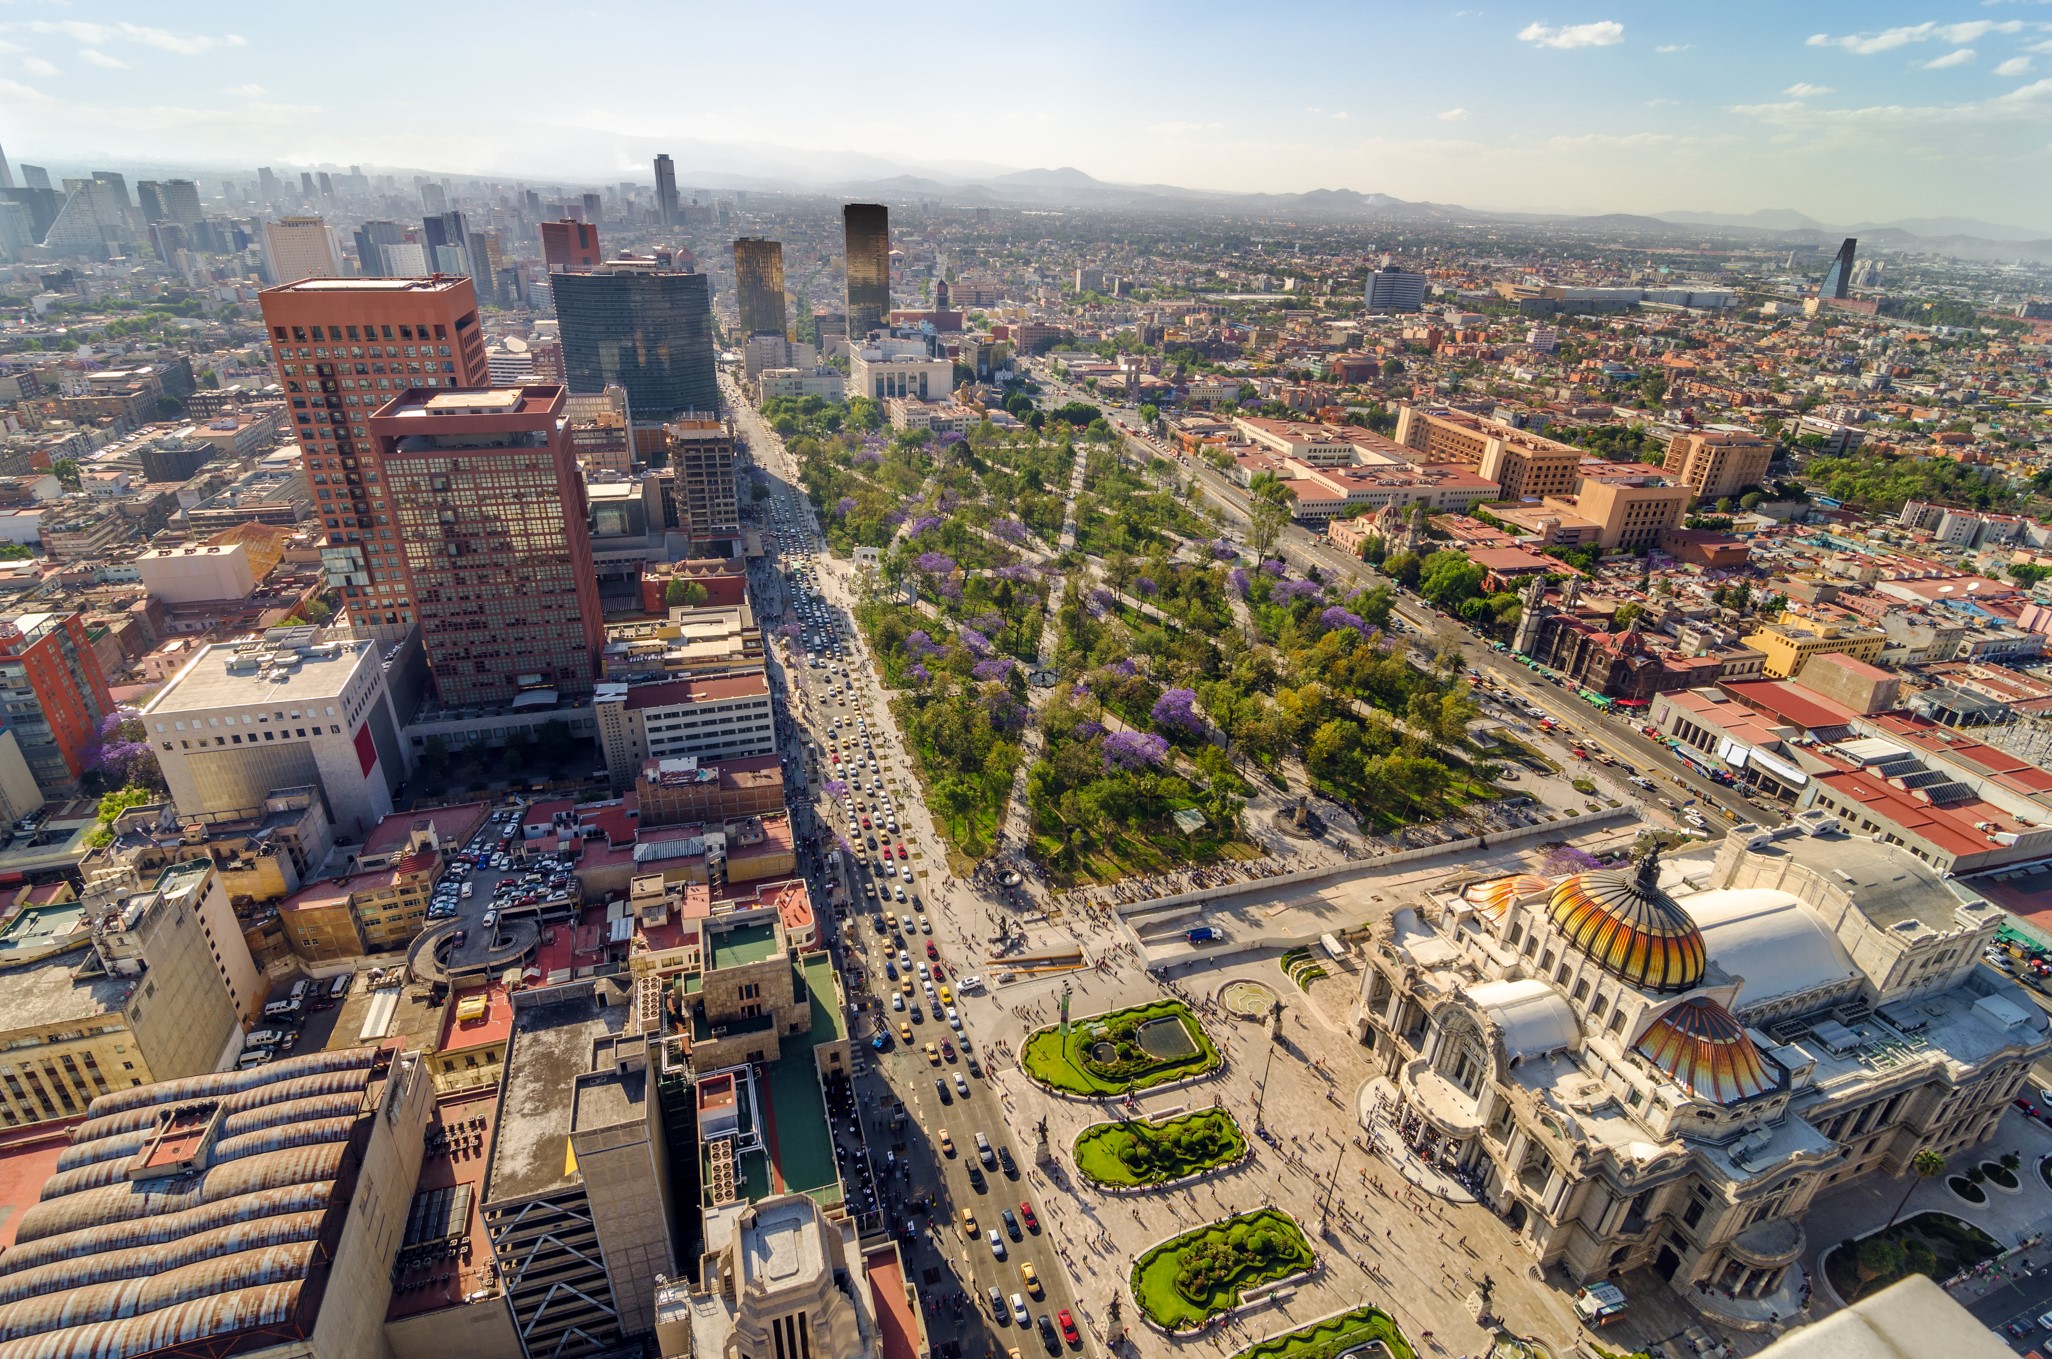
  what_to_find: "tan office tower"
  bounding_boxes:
[842,203,889,342]
[733,237,788,338]
[263,215,342,282]
[258,276,491,638]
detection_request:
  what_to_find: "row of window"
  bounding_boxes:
[275,323,450,344]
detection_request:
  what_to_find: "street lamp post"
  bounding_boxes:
[1252,1027,1278,1135]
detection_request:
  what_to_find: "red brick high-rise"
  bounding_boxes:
[540,219,601,273]
[369,386,603,708]
[258,276,490,638]
[0,611,113,793]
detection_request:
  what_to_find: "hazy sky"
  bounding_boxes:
[4,1,2051,228]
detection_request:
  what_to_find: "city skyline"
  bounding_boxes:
[3,3,2051,227]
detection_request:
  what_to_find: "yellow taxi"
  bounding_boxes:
[938,1129,954,1156]
[897,1021,912,1042]
[1020,1262,1041,1297]
[938,985,953,1004]
[960,1207,978,1235]
[924,1042,940,1066]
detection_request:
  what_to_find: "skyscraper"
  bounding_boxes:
[552,262,719,417]
[420,181,446,214]
[843,203,890,341]
[422,209,469,274]
[160,178,202,227]
[0,611,113,795]
[136,181,169,225]
[541,218,602,272]
[264,216,342,282]
[369,386,603,707]
[352,219,410,276]
[1821,237,1857,300]
[0,146,13,192]
[258,276,491,637]
[733,237,788,338]
[653,153,679,227]
[20,165,49,191]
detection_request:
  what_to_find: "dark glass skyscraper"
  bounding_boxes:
[843,203,890,341]
[1820,237,1856,300]
[654,153,679,227]
[733,237,787,338]
[552,263,719,417]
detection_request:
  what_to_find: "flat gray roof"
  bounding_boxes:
[144,639,374,714]
[1750,833,1966,931]
[0,949,130,1034]
[486,992,627,1204]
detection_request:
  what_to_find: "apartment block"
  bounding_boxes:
[0,859,257,1126]
[1668,429,1772,503]
[1551,468,1691,550]
[0,611,114,794]
[593,673,776,785]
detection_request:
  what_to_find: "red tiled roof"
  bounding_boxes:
[621,672,768,711]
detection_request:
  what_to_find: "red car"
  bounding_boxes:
[1019,1202,1038,1233]
[860,816,871,828]
[925,941,939,959]
[897,845,909,859]
[1058,1311,1078,1346]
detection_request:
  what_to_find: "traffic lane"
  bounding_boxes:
[1966,1261,2052,1348]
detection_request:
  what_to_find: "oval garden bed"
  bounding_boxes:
[1074,1107,1248,1189]
[1023,999,1221,1096]
[1131,1208,1315,1332]
[1230,1303,1417,1359]
[1948,1175,1988,1205]
[1982,1159,2020,1191]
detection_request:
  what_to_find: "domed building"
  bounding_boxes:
[1356,825,2046,1329]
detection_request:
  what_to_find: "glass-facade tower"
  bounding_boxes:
[843,203,890,342]
[733,237,788,339]
[552,265,719,417]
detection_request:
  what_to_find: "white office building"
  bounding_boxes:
[141,627,409,839]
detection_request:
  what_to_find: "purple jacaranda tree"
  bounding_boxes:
[907,663,932,685]
[835,497,858,517]
[1275,579,1324,603]
[1211,539,1238,560]
[1259,559,1288,578]
[992,519,1031,545]
[1102,730,1170,771]
[959,627,993,656]
[972,658,1014,682]
[1542,845,1604,876]
[1075,720,1106,740]
[909,514,943,537]
[985,690,1027,737]
[1151,687,1203,736]
[915,551,957,577]
[1229,567,1251,596]
[1133,576,1158,597]
[1321,606,1370,636]
[905,630,939,657]
[853,449,883,467]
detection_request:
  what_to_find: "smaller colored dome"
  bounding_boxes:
[1465,874,1553,918]
[1546,851,1707,992]
[1633,997,1774,1105]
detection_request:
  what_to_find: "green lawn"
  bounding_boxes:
[1230,1305,1417,1359]
[1131,1208,1315,1331]
[1021,999,1220,1096]
[1073,1108,1246,1187]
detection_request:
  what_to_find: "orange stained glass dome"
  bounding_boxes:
[1545,852,1707,992]
[1632,996,1774,1105]
[1465,874,1553,918]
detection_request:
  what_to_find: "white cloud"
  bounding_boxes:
[1784,82,1835,96]
[1731,75,2052,134]
[77,49,127,70]
[1330,111,1351,120]
[1655,43,1691,53]
[0,79,51,102]
[1996,56,2036,75]
[1146,121,1221,135]
[1438,107,1471,121]
[1924,47,1978,67]
[1517,20,1625,49]
[1645,97,1679,106]
[19,56,56,77]
[224,83,269,97]
[25,21,246,56]
[1807,20,2022,54]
